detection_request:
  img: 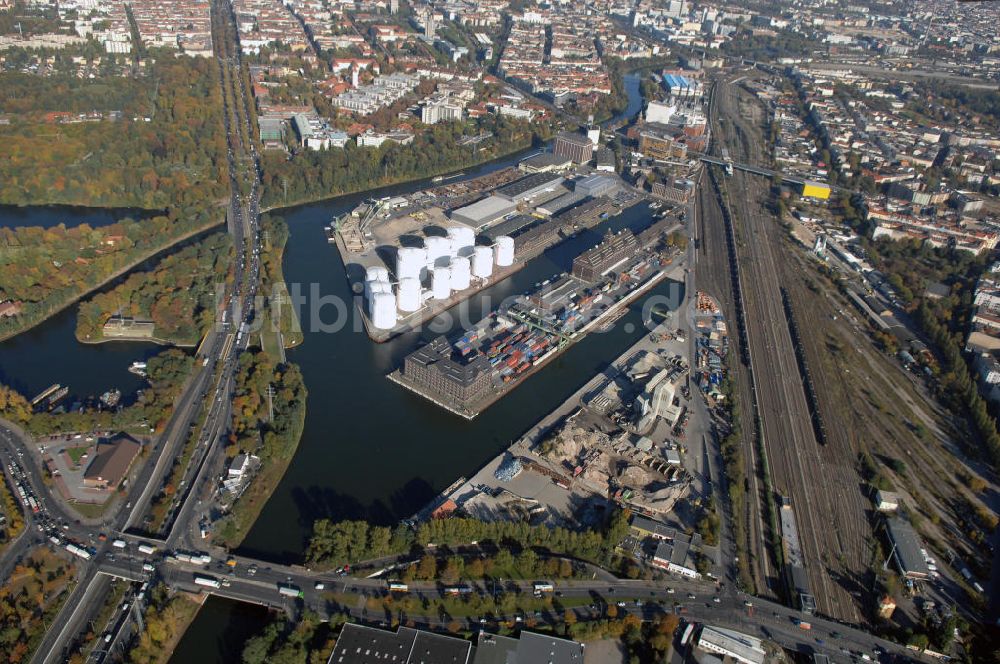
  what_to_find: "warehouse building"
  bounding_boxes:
[328,624,472,664]
[495,172,565,203]
[481,214,539,242]
[886,516,930,579]
[83,434,141,490]
[695,626,766,664]
[572,228,640,282]
[474,631,585,664]
[536,191,586,217]
[519,152,573,173]
[629,514,673,540]
[801,180,832,200]
[402,336,494,407]
[450,195,518,230]
[553,130,594,164]
[651,530,702,578]
[574,174,618,198]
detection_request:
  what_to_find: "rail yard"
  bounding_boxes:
[705,78,869,622]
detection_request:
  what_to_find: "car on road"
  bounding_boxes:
[687,593,696,600]
[713,596,721,603]
[315,582,325,590]
[666,587,674,594]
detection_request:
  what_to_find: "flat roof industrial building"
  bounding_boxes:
[495,172,565,202]
[449,195,517,230]
[328,624,472,664]
[886,516,930,579]
[327,625,584,664]
[695,626,766,664]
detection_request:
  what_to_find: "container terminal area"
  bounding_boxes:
[388,215,685,419]
[329,160,646,343]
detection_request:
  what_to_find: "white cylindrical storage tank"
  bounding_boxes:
[472,246,494,279]
[367,279,391,304]
[364,266,390,299]
[370,291,398,330]
[494,236,515,267]
[366,265,389,282]
[397,277,421,312]
[431,266,451,300]
[450,256,471,291]
[447,226,475,258]
[396,246,426,281]
[424,236,451,267]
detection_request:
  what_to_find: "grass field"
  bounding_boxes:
[66,446,90,466]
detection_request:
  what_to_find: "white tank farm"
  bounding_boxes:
[370,291,398,330]
[396,246,426,281]
[396,277,421,312]
[430,265,452,300]
[424,236,451,267]
[471,246,494,279]
[494,236,515,267]
[450,256,471,291]
[446,226,476,258]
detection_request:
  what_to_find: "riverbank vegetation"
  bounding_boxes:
[0,212,224,341]
[75,232,233,345]
[0,53,229,340]
[214,349,307,548]
[0,546,76,662]
[259,115,539,209]
[241,612,336,664]
[306,511,631,572]
[0,348,194,437]
[258,216,302,358]
[127,583,202,664]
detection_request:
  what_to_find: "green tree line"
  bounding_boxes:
[306,510,631,571]
[259,115,540,208]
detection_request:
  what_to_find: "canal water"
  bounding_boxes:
[0,205,161,404]
[0,203,154,229]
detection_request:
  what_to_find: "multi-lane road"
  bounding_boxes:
[1,0,267,661]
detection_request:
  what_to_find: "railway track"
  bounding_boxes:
[696,84,772,597]
[711,79,865,623]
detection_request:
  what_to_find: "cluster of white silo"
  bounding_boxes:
[365,266,398,330]
[367,230,516,330]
